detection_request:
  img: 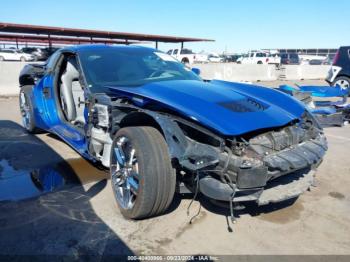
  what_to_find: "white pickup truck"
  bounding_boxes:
[237,51,270,64]
[167,48,207,64]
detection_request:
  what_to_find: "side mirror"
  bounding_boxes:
[191,67,201,76]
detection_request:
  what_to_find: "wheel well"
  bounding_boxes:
[119,112,164,135]
[334,74,350,80]
[181,57,189,63]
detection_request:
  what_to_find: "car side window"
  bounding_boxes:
[167,50,172,55]
[173,49,178,55]
[180,49,192,54]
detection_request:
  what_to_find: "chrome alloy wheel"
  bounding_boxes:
[19,92,31,130]
[111,136,140,210]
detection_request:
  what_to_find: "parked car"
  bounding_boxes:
[42,47,61,58]
[236,54,246,64]
[194,52,208,63]
[299,55,327,63]
[207,53,223,62]
[237,51,269,64]
[267,53,281,65]
[321,57,333,65]
[0,49,34,62]
[223,54,241,63]
[19,45,327,220]
[21,47,46,61]
[167,48,196,64]
[308,59,324,65]
[326,46,350,90]
[280,53,300,65]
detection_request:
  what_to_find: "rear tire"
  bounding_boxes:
[257,61,263,64]
[19,90,40,133]
[20,56,26,62]
[332,76,350,90]
[110,126,176,219]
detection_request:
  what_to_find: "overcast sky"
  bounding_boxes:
[1,0,349,53]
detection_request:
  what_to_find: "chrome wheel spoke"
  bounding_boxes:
[128,149,136,166]
[111,136,140,210]
[122,185,132,208]
[129,170,140,181]
[114,147,126,167]
[127,176,139,195]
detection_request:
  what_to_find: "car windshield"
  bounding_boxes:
[79,47,201,92]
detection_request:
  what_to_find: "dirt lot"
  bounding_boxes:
[0,80,349,259]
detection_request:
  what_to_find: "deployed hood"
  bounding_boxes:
[108,80,306,136]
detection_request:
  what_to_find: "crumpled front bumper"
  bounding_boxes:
[199,135,327,204]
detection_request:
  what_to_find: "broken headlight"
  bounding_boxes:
[94,104,110,128]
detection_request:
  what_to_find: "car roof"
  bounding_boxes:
[61,44,157,54]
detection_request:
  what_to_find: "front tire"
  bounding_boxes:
[110,126,176,219]
[20,56,26,62]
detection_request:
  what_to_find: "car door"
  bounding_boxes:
[10,50,20,60]
[38,51,87,152]
[5,50,16,60]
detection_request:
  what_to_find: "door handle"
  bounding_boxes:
[43,87,51,98]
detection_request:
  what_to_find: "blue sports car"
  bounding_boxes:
[19,45,327,219]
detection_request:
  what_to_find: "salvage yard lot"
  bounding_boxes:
[0,80,349,257]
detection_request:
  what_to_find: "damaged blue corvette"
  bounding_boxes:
[19,45,327,219]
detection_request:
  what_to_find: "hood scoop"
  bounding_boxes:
[218,97,269,113]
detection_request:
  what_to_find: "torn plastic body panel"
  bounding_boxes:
[278,85,350,127]
[279,85,349,97]
[87,93,327,206]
